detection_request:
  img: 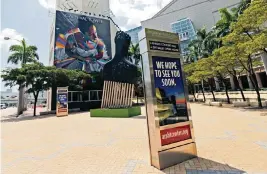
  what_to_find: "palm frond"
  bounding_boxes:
[7,53,22,64]
[26,45,38,52]
[9,45,23,52]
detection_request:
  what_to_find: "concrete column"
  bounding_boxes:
[261,52,267,75]
[214,77,220,90]
[247,75,254,89]
[17,87,24,115]
[47,88,52,111]
[229,75,236,90]
[255,73,263,88]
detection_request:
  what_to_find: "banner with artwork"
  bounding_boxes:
[152,56,189,126]
[56,87,68,117]
[54,11,112,74]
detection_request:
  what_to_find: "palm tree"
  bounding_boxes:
[128,43,141,65]
[128,43,143,104]
[215,8,237,38]
[7,38,39,116]
[8,38,39,66]
[188,27,218,59]
[233,0,251,16]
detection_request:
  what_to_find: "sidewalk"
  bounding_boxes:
[1,104,267,173]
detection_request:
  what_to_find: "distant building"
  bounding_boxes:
[0,89,18,106]
[126,26,142,45]
[171,18,196,56]
[0,89,47,106]
[141,0,267,91]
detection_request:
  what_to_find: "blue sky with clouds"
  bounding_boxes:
[0,0,172,91]
[1,0,53,91]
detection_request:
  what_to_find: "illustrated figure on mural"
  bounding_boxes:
[54,11,112,74]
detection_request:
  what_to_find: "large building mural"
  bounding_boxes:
[54,11,112,73]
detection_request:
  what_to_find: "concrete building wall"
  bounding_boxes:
[47,0,117,111]
[141,0,240,32]
[56,0,110,14]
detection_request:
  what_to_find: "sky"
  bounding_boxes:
[0,0,172,91]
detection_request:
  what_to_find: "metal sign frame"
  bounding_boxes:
[56,87,69,117]
[139,28,197,170]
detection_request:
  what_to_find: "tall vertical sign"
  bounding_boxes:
[56,87,69,117]
[139,28,197,169]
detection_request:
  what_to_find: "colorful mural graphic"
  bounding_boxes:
[54,11,112,73]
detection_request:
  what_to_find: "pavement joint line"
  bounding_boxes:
[2,134,147,169]
[2,105,267,173]
[121,159,147,174]
[255,141,267,149]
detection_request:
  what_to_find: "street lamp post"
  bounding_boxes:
[4,37,27,116]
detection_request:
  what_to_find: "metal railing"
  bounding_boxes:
[68,90,102,103]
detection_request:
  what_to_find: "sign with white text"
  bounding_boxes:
[152,56,189,127]
[160,125,191,146]
[56,87,68,117]
[139,28,197,170]
[149,41,179,52]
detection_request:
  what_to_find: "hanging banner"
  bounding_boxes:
[139,28,197,170]
[56,87,68,117]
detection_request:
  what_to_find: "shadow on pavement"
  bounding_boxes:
[161,157,246,174]
[131,115,146,119]
[1,109,91,123]
[1,114,56,123]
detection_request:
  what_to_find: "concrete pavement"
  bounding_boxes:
[1,104,267,174]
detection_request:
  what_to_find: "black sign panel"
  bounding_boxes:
[149,41,179,53]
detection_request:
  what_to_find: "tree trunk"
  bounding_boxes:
[234,75,246,101]
[221,78,230,104]
[201,86,206,102]
[239,87,246,102]
[33,92,39,116]
[208,83,216,101]
[33,98,37,116]
[211,89,216,102]
[249,74,262,108]
[247,54,262,108]
[224,84,230,104]
[192,87,196,101]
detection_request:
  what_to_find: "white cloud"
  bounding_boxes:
[37,0,172,30]
[38,0,56,9]
[0,28,25,50]
[111,0,172,30]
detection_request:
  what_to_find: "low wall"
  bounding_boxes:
[193,91,267,103]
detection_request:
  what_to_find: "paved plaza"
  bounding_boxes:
[1,104,267,174]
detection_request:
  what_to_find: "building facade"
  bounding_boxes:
[171,18,196,56]
[1,89,47,107]
[141,0,241,32]
[126,26,142,45]
[141,0,267,91]
[47,0,118,111]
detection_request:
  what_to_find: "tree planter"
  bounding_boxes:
[210,101,222,107]
[233,101,249,107]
